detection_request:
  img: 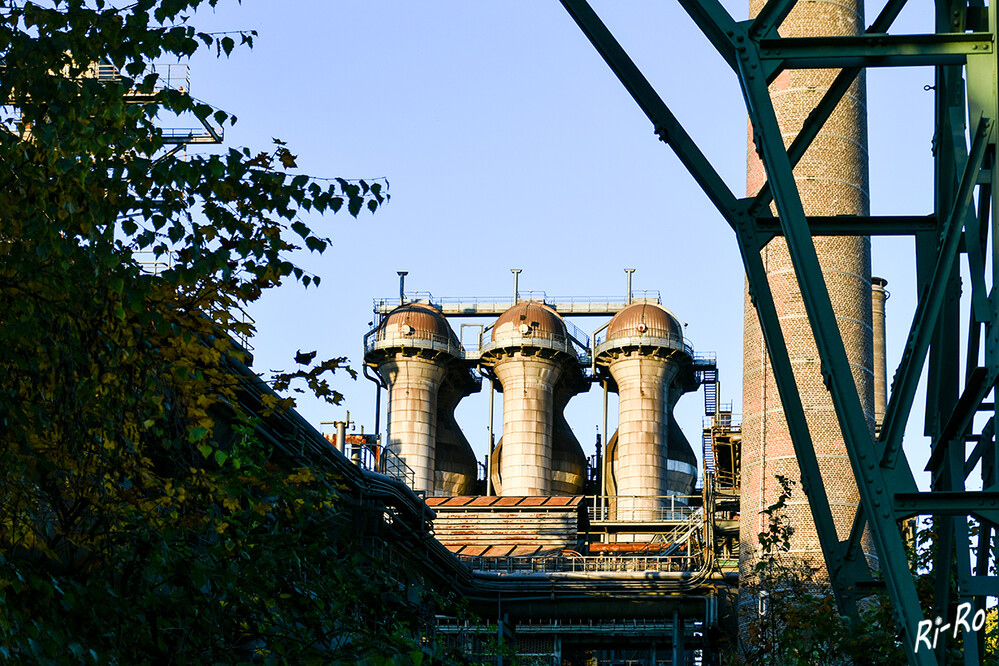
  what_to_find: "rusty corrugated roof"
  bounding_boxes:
[427,496,583,558]
[425,496,582,509]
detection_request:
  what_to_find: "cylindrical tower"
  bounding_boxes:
[872,277,889,430]
[364,302,462,494]
[741,0,875,582]
[481,301,582,496]
[595,302,696,523]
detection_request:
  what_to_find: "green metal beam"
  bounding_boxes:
[556,1,999,663]
[926,366,997,471]
[732,23,932,666]
[559,0,870,613]
[895,492,999,523]
[759,32,993,70]
[749,0,910,215]
[878,117,990,470]
[746,0,796,40]
[964,417,995,479]
[753,214,937,240]
[556,0,740,223]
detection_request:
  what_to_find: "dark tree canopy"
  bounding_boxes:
[0,2,461,663]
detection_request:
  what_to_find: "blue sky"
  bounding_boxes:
[183,1,942,485]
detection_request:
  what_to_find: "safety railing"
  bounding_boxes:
[372,292,440,312]
[478,329,575,357]
[693,351,717,366]
[703,408,740,430]
[593,326,693,359]
[345,441,416,488]
[473,320,590,362]
[563,318,592,357]
[382,449,416,487]
[91,62,190,93]
[363,326,464,359]
[460,553,702,574]
[542,291,661,307]
[375,292,663,315]
[587,495,700,523]
[134,249,173,276]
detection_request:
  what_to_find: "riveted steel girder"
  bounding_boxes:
[557,0,999,664]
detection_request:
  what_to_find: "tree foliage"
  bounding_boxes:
[0,1,462,663]
[732,476,906,665]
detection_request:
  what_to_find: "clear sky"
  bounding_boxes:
[181,1,943,486]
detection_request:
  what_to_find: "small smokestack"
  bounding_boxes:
[397,271,408,303]
[625,268,635,305]
[872,277,889,431]
[511,268,522,304]
[335,419,346,454]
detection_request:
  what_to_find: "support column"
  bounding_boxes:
[377,356,446,494]
[492,353,564,496]
[607,355,679,523]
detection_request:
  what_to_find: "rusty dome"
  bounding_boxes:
[606,302,683,342]
[491,301,567,343]
[379,302,454,342]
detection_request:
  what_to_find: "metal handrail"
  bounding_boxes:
[91,62,191,93]
[479,330,575,357]
[459,553,702,574]
[587,495,700,522]
[563,318,592,354]
[594,327,693,358]
[134,249,173,276]
[542,291,662,306]
[693,351,717,365]
[372,292,439,310]
[345,442,416,487]
[364,327,464,359]
[378,292,666,310]
[703,412,741,429]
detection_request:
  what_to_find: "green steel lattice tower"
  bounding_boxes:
[558,1,999,664]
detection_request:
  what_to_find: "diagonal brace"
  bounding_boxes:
[878,116,991,470]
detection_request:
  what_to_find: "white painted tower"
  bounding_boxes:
[365,302,469,494]
[595,302,698,522]
[481,301,586,496]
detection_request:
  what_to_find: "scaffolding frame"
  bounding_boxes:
[557,1,998,664]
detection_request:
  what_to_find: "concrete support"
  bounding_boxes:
[551,382,587,495]
[666,388,698,496]
[492,353,565,496]
[378,356,447,494]
[434,376,479,496]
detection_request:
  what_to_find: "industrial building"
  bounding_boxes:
[341,273,742,664]
[321,0,999,661]
[334,257,891,663]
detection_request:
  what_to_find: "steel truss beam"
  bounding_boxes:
[558,1,997,664]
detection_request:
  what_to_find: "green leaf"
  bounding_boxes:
[305,236,326,252]
[291,221,310,239]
